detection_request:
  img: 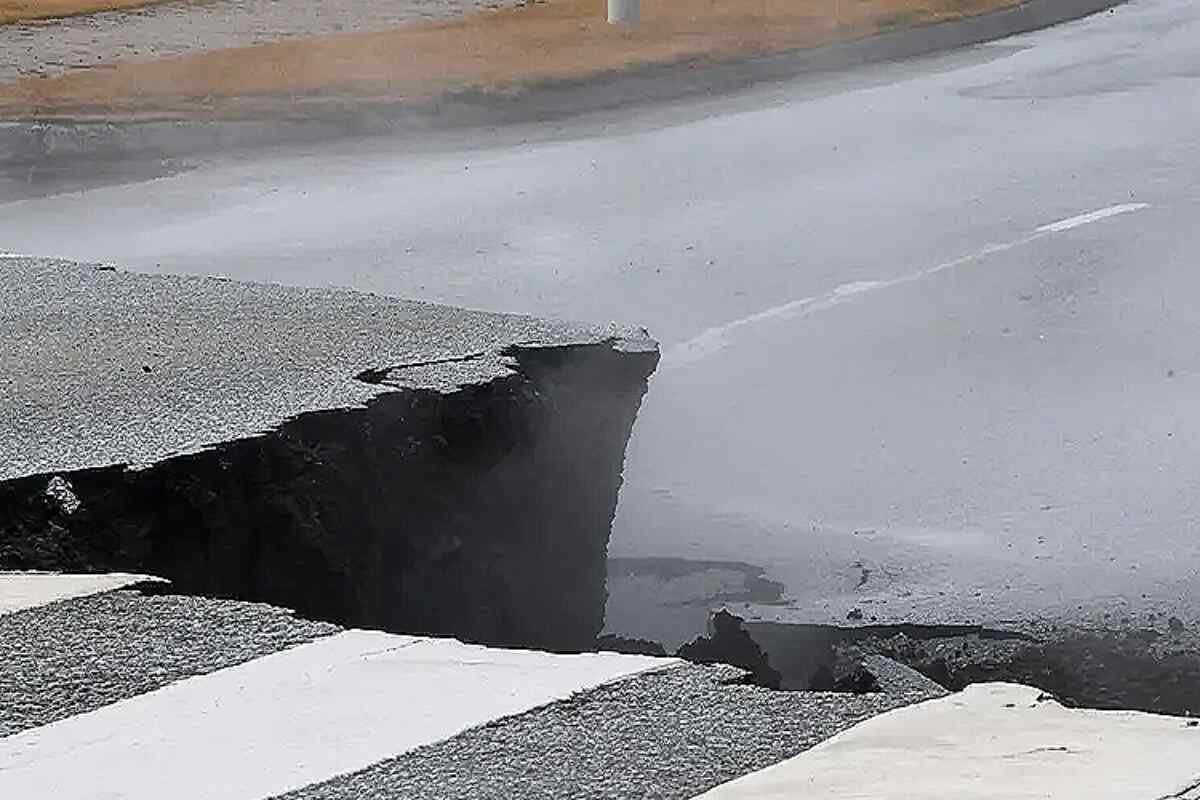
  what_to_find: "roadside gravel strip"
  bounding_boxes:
[0,0,519,83]
[280,663,942,800]
[0,588,340,738]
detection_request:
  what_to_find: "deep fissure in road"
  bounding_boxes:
[1,341,657,652]
[8,323,1198,708]
[646,611,1200,713]
[848,624,1200,715]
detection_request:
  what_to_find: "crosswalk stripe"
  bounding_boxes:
[693,683,1200,800]
[0,572,162,615]
[0,628,675,800]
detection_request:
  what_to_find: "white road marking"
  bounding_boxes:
[667,234,1040,366]
[0,629,676,800]
[0,252,28,259]
[0,572,163,615]
[1037,202,1150,233]
[667,203,1151,367]
[694,683,1200,800]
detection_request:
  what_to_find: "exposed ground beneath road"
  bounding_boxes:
[0,0,1025,118]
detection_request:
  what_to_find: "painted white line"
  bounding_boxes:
[1037,202,1150,233]
[694,682,1200,800]
[0,629,676,800]
[667,203,1151,368]
[667,233,1040,367]
[0,252,28,259]
[0,572,163,615]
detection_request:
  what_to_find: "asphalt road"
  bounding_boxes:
[1,584,938,800]
[0,256,638,480]
[3,0,1199,641]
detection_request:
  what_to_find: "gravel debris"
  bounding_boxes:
[0,587,340,737]
[280,663,942,800]
[860,653,950,697]
[849,627,1200,715]
[0,0,520,83]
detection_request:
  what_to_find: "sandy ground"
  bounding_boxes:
[0,0,516,84]
[0,0,1022,119]
[0,0,163,24]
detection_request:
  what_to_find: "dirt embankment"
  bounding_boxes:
[0,0,1023,119]
[0,0,164,24]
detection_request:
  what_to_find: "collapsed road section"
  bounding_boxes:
[0,580,944,799]
[0,256,659,651]
[673,610,1200,716]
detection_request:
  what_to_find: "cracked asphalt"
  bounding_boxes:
[0,588,943,799]
[0,256,645,480]
[3,0,1199,646]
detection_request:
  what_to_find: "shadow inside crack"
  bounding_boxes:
[602,606,1200,714]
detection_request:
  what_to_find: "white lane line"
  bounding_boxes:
[0,572,163,615]
[0,629,677,800]
[667,202,1151,367]
[1037,202,1150,233]
[667,233,1041,367]
[694,683,1200,800]
[0,252,28,259]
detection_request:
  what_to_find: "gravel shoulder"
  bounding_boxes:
[0,0,516,83]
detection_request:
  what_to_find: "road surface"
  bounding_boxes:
[3,0,1199,643]
[0,578,935,799]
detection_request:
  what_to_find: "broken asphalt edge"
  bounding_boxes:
[1,258,661,652]
[0,0,1125,168]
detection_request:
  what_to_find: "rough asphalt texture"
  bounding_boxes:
[279,662,941,800]
[0,0,520,83]
[0,256,647,480]
[0,588,340,738]
[0,589,940,799]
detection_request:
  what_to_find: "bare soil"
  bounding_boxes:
[0,0,1023,119]
[0,0,164,25]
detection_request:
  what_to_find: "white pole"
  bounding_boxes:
[608,0,639,24]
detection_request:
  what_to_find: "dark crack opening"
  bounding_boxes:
[1,340,660,654]
[845,625,1200,716]
[353,352,487,385]
[602,606,1200,713]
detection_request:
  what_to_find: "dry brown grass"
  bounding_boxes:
[0,0,164,24]
[0,0,1022,119]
